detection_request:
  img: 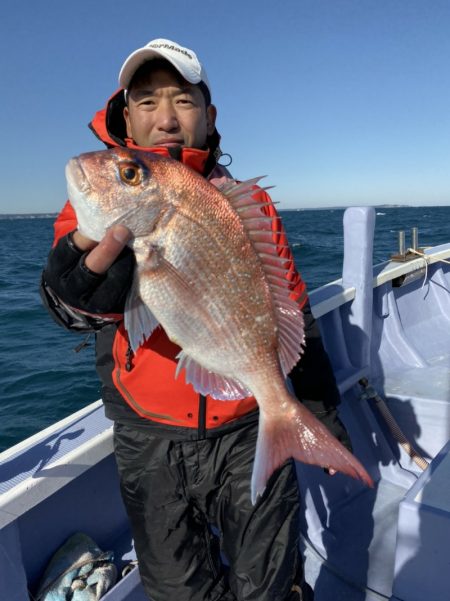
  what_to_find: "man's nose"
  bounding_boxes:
[156,102,179,130]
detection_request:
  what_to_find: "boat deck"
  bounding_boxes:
[301,466,408,600]
[300,352,450,601]
[381,360,450,461]
[301,225,450,600]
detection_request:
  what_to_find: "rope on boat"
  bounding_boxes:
[407,247,429,287]
[407,247,450,266]
[406,246,450,289]
[359,378,429,471]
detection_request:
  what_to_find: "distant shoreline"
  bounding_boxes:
[277,204,416,211]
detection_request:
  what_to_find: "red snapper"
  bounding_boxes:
[65,147,373,503]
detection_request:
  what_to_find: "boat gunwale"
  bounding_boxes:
[310,243,450,319]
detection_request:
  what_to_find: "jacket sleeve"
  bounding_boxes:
[40,201,135,331]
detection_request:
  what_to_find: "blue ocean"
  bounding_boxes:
[1,207,449,453]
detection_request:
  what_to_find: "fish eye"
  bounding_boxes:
[119,162,142,186]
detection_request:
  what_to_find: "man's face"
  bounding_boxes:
[123,67,217,149]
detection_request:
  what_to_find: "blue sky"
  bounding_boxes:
[1,0,450,212]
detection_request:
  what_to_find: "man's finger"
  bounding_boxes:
[72,230,98,252]
[84,225,132,274]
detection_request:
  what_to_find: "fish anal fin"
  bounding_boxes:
[251,397,374,505]
[176,351,252,400]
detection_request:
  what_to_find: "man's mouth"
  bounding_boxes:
[154,140,184,147]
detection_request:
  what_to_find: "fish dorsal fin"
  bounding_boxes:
[221,178,305,376]
[175,351,252,400]
[124,275,160,352]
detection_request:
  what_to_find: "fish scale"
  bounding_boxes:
[137,196,274,371]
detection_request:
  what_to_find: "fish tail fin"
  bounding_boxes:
[251,393,373,505]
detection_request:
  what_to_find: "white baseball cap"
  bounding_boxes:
[119,38,211,99]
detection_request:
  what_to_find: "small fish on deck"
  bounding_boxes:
[66,147,373,503]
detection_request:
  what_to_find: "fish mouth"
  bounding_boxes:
[65,157,91,195]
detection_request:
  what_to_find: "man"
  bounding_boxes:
[41,38,351,601]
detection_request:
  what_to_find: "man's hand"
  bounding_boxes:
[73,225,132,274]
[43,224,135,316]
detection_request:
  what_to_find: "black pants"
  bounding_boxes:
[113,419,307,601]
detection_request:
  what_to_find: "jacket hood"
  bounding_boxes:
[89,88,129,148]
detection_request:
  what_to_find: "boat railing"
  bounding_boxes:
[310,228,450,319]
[0,400,112,530]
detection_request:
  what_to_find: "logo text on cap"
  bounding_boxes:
[148,43,193,60]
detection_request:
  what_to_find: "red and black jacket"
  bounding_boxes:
[41,89,349,446]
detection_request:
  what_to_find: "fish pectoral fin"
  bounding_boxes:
[175,351,252,400]
[142,250,194,296]
[251,398,374,505]
[124,278,160,352]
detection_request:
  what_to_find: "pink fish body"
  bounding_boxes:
[66,147,373,503]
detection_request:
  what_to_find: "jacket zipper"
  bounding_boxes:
[198,394,207,439]
[125,342,134,372]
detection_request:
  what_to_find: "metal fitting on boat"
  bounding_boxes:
[390,227,424,263]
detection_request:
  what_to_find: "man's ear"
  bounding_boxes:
[206,104,217,136]
[123,106,133,139]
